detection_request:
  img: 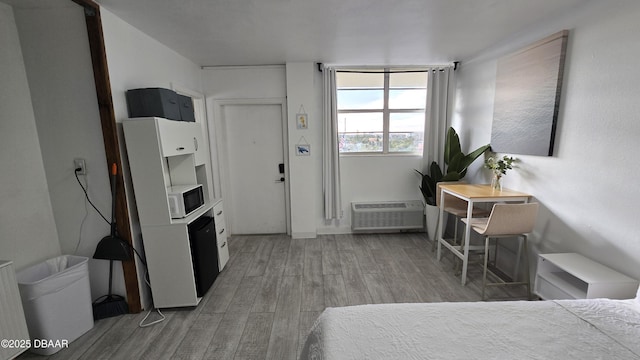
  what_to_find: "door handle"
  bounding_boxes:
[275,177,285,183]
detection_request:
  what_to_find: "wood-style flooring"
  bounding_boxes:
[18,233,527,360]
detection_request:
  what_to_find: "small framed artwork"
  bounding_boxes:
[296,144,310,156]
[296,113,308,129]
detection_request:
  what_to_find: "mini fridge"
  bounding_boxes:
[188,216,219,298]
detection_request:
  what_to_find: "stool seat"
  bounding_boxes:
[434,182,491,252]
[462,202,539,300]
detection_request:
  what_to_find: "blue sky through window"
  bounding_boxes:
[337,89,383,109]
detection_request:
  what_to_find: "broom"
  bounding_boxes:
[92,163,131,320]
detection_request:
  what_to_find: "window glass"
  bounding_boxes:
[389,89,426,109]
[337,89,384,110]
[336,68,428,154]
[338,113,383,153]
[337,72,383,88]
[389,71,427,88]
[338,112,383,133]
[389,113,424,152]
[339,133,383,153]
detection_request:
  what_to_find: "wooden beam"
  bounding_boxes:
[71,0,142,313]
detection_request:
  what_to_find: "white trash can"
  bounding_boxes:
[16,255,94,355]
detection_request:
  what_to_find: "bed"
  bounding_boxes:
[300,298,640,359]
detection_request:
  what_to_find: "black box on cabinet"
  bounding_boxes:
[178,94,195,122]
[126,88,181,121]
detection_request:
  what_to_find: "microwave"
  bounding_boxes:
[167,184,204,218]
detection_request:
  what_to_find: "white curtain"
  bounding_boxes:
[422,66,455,172]
[322,67,342,220]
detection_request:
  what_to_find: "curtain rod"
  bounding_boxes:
[316,61,459,72]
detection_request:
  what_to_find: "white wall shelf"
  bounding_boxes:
[123,117,229,308]
[534,253,638,300]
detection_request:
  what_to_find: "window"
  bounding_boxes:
[336,68,428,154]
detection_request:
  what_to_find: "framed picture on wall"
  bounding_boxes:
[296,144,310,156]
[296,113,308,129]
[491,30,569,156]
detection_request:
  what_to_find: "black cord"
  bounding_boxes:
[129,241,148,268]
[73,168,148,269]
[75,167,162,326]
[74,167,162,325]
[75,169,110,225]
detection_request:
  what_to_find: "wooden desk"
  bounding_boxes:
[436,184,532,285]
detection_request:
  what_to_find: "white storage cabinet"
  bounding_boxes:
[534,253,638,300]
[0,261,30,360]
[123,117,229,308]
[213,200,230,268]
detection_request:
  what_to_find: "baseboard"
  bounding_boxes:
[291,231,317,239]
[316,226,352,235]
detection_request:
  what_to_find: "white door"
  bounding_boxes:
[221,103,287,234]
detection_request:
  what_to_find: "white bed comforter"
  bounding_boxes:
[300,299,640,360]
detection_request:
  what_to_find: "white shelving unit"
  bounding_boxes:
[123,117,229,308]
[534,253,638,300]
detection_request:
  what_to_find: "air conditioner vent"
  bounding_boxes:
[354,203,407,209]
[351,200,424,231]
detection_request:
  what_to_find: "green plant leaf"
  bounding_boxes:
[444,127,461,166]
[447,153,464,174]
[415,164,442,206]
[414,127,490,206]
[442,171,462,181]
[459,144,490,169]
[429,161,443,181]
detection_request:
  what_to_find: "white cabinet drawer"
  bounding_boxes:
[213,201,225,226]
[157,119,201,157]
[216,228,229,270]
[212,200,229,270]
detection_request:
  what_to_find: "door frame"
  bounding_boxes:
[211,98,291,235]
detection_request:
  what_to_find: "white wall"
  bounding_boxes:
[202,64,424,235]
[286,63,319,238]
[0,3,61,270]
[100,7,204,308]
[12,0,112,301]
[337,155,424,233]
[454,0,640,280]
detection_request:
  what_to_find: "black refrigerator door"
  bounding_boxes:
[188,216,219,298]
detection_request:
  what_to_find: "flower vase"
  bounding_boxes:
[491,173,502,191]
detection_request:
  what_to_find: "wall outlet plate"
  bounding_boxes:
[74,158,86,175]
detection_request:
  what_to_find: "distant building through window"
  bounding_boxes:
[336,68,427,154]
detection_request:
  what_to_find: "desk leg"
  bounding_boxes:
[513,238,523,280]
[436,195,445,261]
[461,200,473,286]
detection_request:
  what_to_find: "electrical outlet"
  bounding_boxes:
[74,158,87,175]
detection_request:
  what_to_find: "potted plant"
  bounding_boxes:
[415,127,490,240]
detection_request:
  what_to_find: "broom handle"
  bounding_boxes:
[108,260,114,296]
